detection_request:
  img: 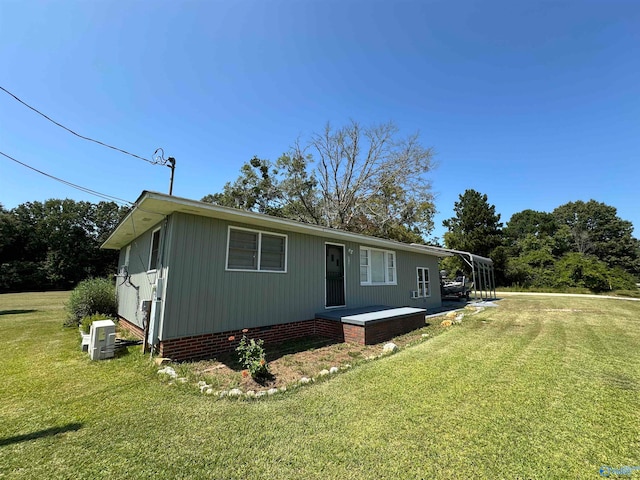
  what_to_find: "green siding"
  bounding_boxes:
[162,213,325,339]
[115,222,164,328]
[158,213,443,340]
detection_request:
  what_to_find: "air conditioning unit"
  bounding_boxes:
[411,291,420,299]
[89,319,116,360]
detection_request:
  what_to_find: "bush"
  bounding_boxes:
[553,253,610,292]
[236,335,270,380]
[606,267,638,291]
[80,313,113,334]
[66,278,116,326]
[553,253,638,293]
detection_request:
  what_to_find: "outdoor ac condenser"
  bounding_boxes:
[89,319,116,360]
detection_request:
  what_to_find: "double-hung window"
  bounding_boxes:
[360,247,396,285]
[226,227,287,272]
[416,267,430,297]
[148,228,161,271]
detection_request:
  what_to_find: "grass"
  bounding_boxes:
[499,284,640,298]
[1,291,639,479]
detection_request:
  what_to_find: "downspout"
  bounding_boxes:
[148,217,169,357]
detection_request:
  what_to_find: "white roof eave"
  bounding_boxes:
[101,191,454,258]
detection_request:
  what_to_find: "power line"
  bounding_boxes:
[0,85,163,165]
[0,150,133,205]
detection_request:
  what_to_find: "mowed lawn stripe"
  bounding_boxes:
[0,292,638,479]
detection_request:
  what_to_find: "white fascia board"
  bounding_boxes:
[102,191,454,259]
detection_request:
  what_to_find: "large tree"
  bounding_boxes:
[552,200,639,275]
[442,189,505,283]
[203,121,436,243]
[502,201,639,288]
[443,189,503,257]
[503,209,558,245]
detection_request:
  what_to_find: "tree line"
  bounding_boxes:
[0,200,129,292]
[442,189,639,291]
[1,121,637,293]
[204,121,638,292]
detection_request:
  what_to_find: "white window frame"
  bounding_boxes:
[359,246,397,286]
[226,226,288,273]
[416,267,431,297]
[148,228,161,272]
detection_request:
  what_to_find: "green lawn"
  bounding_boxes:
[1,292,639,479]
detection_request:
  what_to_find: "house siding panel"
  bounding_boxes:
[159,213,442,341]
[162,213,328,340]
[346,248,441,311]
[115,226,159,329]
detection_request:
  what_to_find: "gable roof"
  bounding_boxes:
[101,190,453,258]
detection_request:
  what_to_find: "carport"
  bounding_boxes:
[446,250,496,300]
[411,245,496,301]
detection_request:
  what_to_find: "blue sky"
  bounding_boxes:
[1,0,638,240]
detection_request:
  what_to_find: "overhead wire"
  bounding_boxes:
[1,84,176,280]
[2,149,166,288]
[0,85,161,165]
[0,150,133,205]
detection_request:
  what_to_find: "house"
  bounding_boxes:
[101,191,457,361]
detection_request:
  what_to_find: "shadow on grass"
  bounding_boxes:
[113,339,142,359]
[0,423,83,447]
[0,309,38,316]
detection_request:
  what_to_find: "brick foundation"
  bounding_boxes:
[117,316,145,340]
[342,312,426,345]
[134,311,424,362]
[159,318,346,362]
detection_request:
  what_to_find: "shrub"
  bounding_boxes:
[80,313,112,334]
[553,253,638,293]
[553,253,609,292]
[236,335,270,380]
[606,267,638,291]
[66,277,116,326]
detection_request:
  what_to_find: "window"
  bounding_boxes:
[148,228,161,271]
[227,227,287,272]
[417,267,430,297]
[360,247,396,285]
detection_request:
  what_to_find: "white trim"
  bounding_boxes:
[225,225,288,273]
[359,246,397,286]
[147,227,161,272]
[102,191,454,260]
[416,266,431,298]
[325,242,346,308]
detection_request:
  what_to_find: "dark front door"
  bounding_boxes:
[326,244,345,307]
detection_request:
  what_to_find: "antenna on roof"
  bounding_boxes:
[153,148,176,195]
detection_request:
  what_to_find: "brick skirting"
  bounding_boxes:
[121,312,425,362]
[117,316,145,340]
[342,313,426,345]
[158,318,345,362]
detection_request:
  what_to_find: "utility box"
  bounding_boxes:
[89,319,116,360]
